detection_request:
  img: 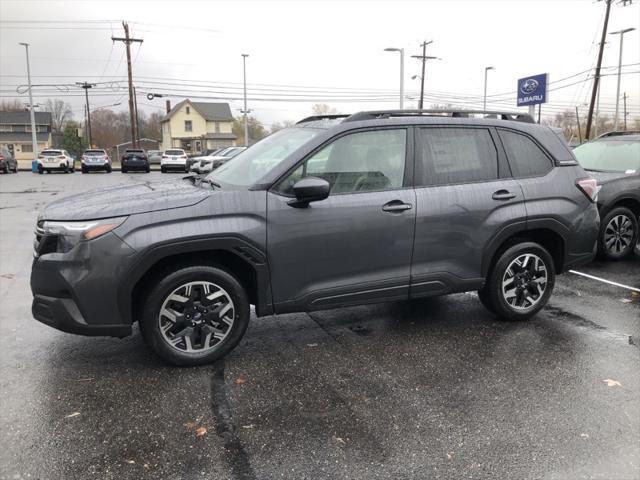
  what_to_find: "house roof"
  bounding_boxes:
[0,132,50,142]
[0,111,52,125]
[162,100,234,122]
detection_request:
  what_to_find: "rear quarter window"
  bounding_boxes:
[498,130,553,178]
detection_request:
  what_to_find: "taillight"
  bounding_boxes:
[81,155,85,160]
[576,178,599,202]
[162,155,168,159]
[58,155,65,159]
[38,155,44,159]
[180,155,187,159]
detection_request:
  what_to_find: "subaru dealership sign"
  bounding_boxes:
[517,73,548,106]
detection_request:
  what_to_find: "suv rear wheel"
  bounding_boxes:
[139,265,250,366]
[599,206,638,260]
[479,242,555,321]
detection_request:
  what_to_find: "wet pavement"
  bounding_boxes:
[1,172,638,480]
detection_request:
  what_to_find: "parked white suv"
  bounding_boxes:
[160,149,188,173]
[37,149,75,174]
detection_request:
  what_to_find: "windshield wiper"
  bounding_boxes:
[183,174,220,189]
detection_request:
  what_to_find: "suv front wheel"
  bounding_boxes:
[599,206,638,260]
[139,265,250,366]
[478,242,555,321]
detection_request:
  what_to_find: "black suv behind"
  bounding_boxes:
[573,132,640,259]
[31,110,599,365]
[121,149,150,173]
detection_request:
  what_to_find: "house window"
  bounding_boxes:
[22,144,33,153]
[186,106,190,114]
[215,122,220,133]
[185,120,193,132]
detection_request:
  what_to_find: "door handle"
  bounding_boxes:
[382,200,413,213]
[492,190,517,201]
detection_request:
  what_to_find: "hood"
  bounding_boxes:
[41,178,212,221]
[586,170,635,185]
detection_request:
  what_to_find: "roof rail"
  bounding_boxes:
[296,114,351,124]
[344,109,535,124]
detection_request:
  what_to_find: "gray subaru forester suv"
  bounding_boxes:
[31,110,600,366]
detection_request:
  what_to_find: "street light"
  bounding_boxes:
[483,66,494,112]
[610,27,635,130]
[241,54,249,147]
[19,42,38,161]
[384,47,404,109]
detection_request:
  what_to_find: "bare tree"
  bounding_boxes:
[311,103,336,115]
[270,120,296,133]
[45,99,73,133]
[0,99,26,111]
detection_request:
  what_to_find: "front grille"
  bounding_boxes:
[34,226,58,257]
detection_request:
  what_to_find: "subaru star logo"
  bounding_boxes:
[521,78,539,94]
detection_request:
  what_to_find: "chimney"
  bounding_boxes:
[165,100,171,114]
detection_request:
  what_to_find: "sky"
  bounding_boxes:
[0,0,639,130]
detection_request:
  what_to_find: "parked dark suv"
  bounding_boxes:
[573,132,640,260]
[121,149,150,173]
[31,110,599,366]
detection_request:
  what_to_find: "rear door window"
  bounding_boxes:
[416,127,499,186]
[498,129,553,178]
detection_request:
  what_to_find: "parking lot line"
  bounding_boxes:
[569,270,640,293]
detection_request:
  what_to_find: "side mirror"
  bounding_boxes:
[288,177,330,208]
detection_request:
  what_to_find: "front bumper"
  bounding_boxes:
[32,294,131,337]
[30,231,137,337]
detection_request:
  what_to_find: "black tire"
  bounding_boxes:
[160,166,166,173]
[38,165,43,174]
[121,168,127,173]
[478,242,555,321]
[145,167,150,173]
[81,166,87,174]
[106,165,112,173]
[46,169,50,174]
[2,164,8,174]
[139,265,250,366]
[598,206,638,261]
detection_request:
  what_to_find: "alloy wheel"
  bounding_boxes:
[501,253,548,310]
[158,281,235,353]
[604,214,634,255]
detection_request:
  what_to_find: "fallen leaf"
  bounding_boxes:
[242,424,255,429]
[446,453,453,460]
[195,426,207,437]
[306,343,318,347]
[1,273,14,279]
[76,377,94,382]
[65,412,81,418]
[603,379,621,387]
[184,421,197,430]
[125,459,135,464]
[620,298,632,304]
[235,376,247,385]
[143,464,150,469]
[580,433,590,438]
[335,437,346,445]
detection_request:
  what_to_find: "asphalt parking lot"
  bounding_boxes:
[0,172,638,480]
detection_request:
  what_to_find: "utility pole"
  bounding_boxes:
[112,22,143,148]
[610,27,635,131]
[19,42,38,162]
[241,54,250,146]
[76,82,96,146]
[483,66,494,111]
[575,107,582,144]
[585,0,633,139]
[585,0,612,140]
[623,92,628,130]
[133,85,140,143]
[412,40,435,109]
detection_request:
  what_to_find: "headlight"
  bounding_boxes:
[39,217,127,253]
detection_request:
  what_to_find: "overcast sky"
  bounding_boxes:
[1,0,639,129]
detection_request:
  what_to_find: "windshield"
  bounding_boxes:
[573,139,640,173]
[208,128,320,186]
